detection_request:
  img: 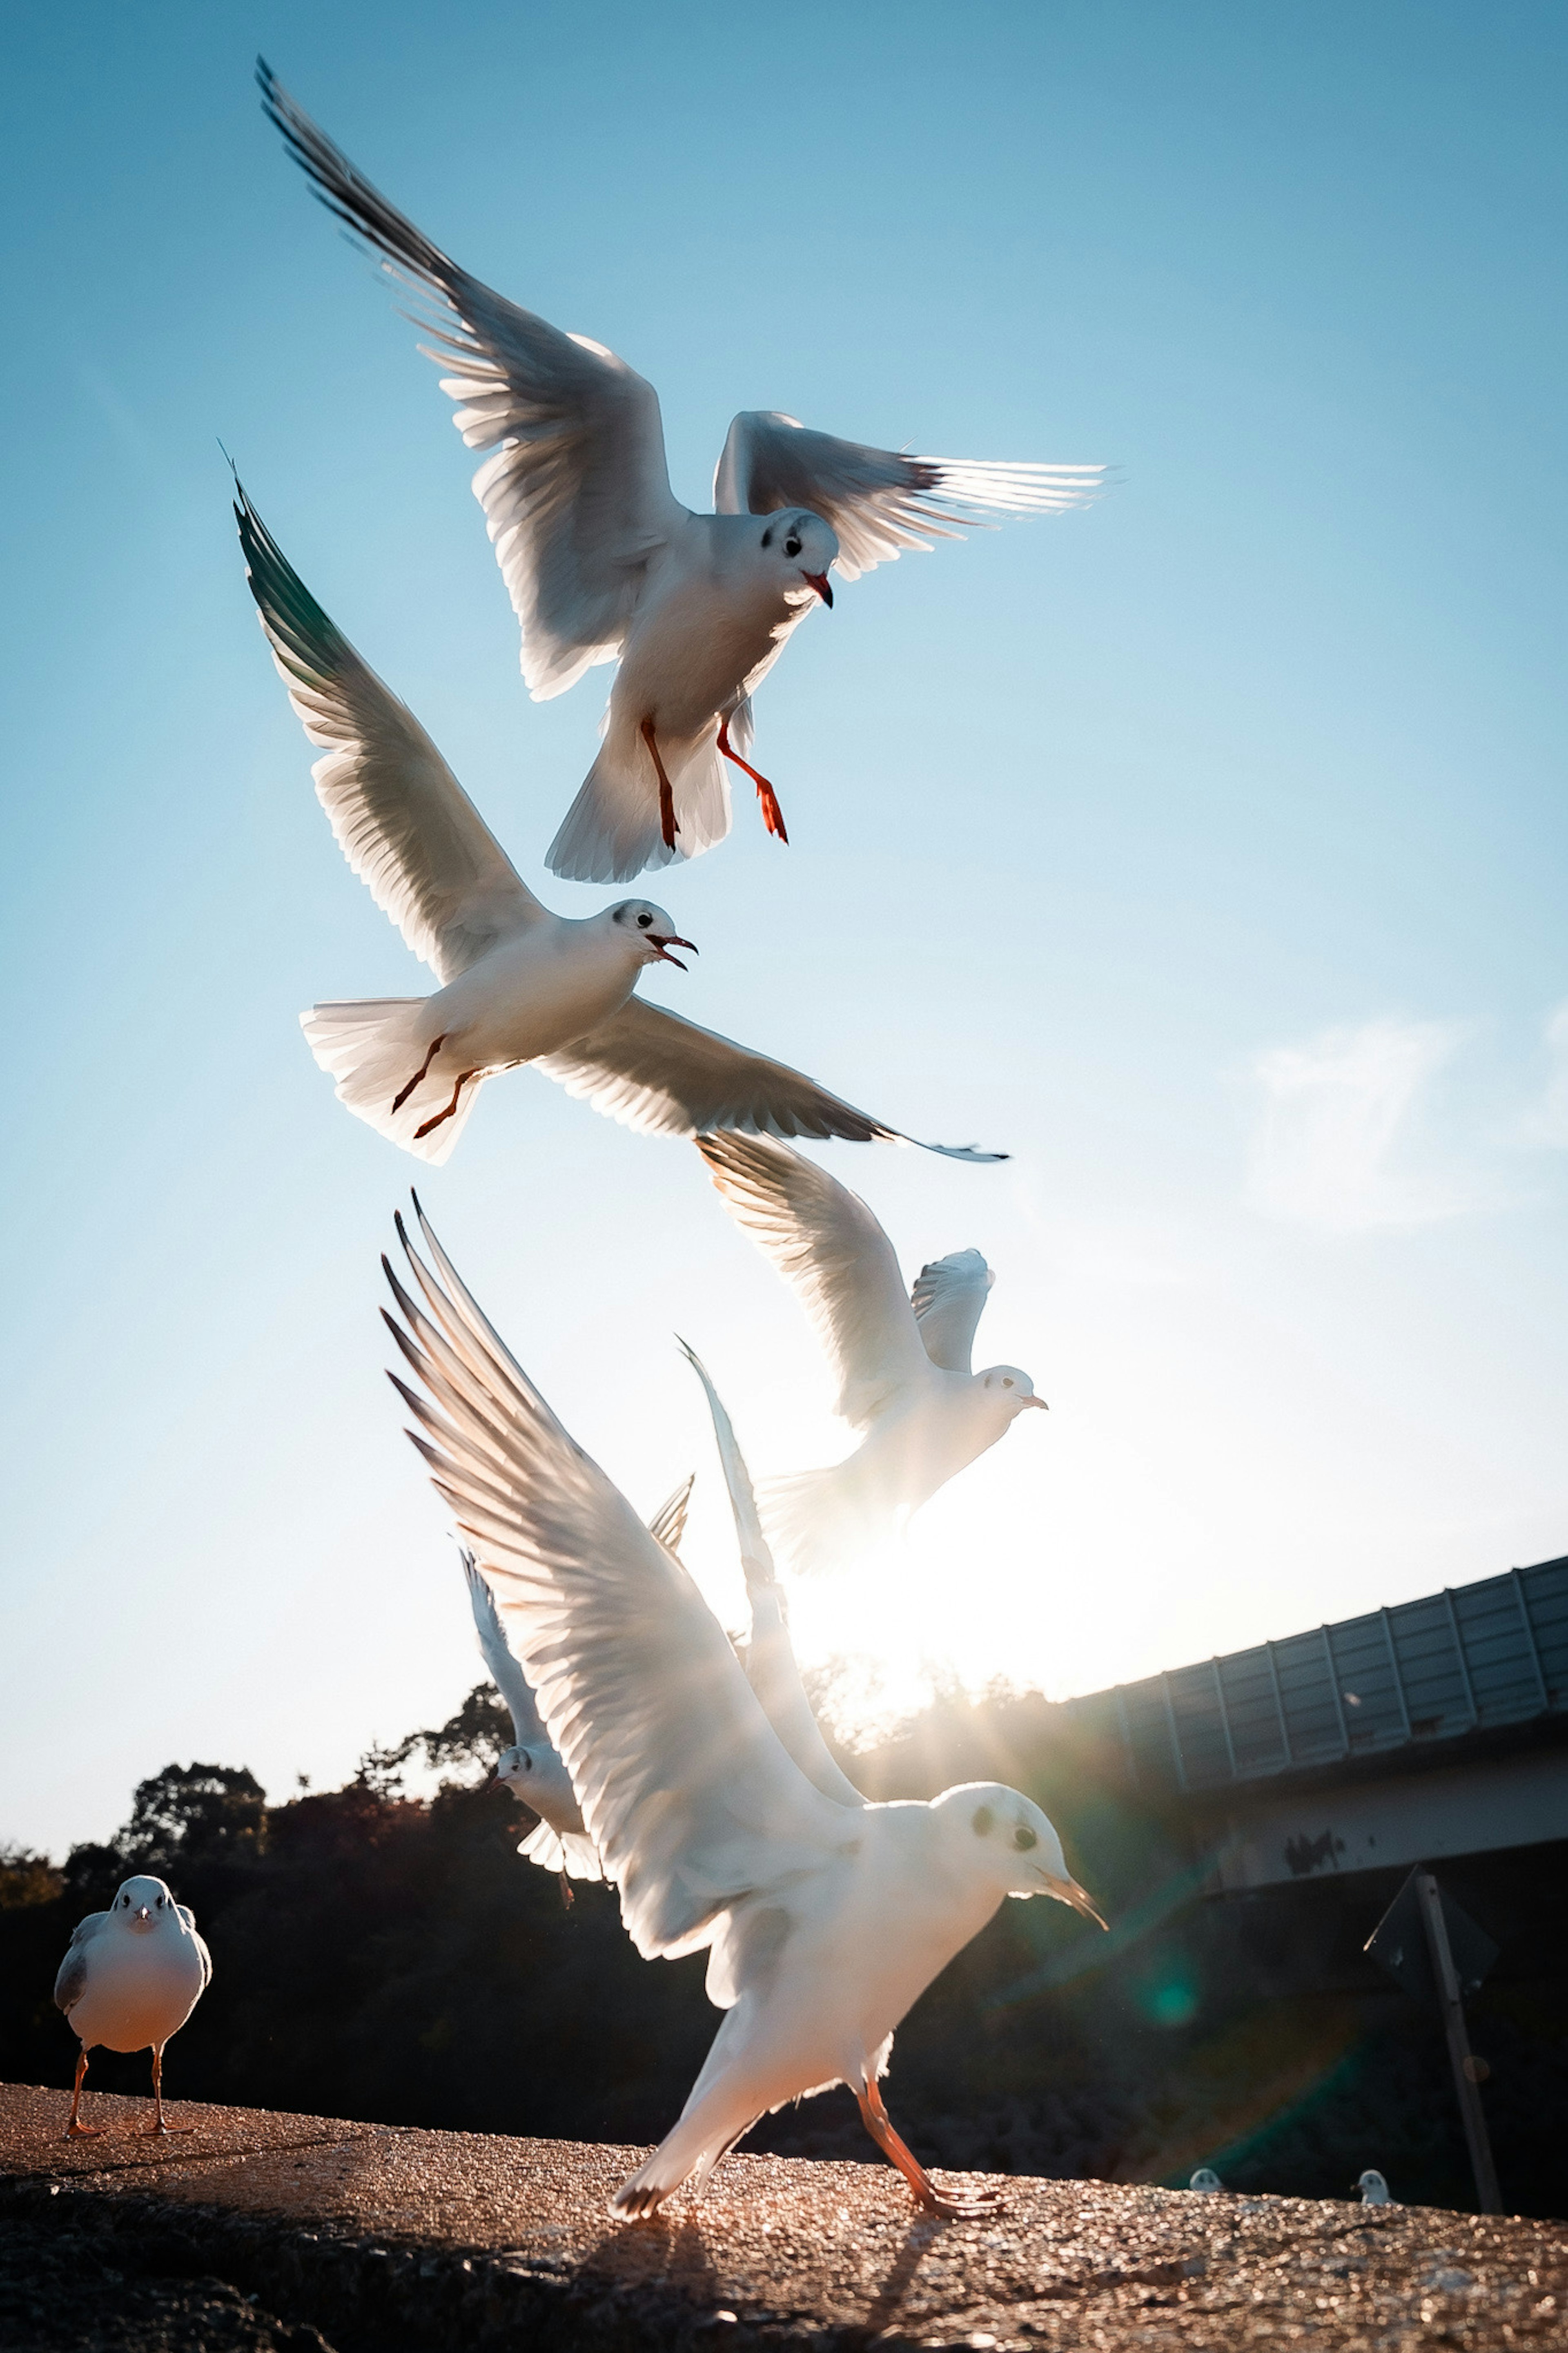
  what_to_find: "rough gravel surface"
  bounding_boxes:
[3,2082,1565,2349]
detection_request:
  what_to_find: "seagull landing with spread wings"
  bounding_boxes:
[237,488,1002,1164]
[699,1135,1046,1578]
[381,1200,1103,2220]
[260,63,1103,883]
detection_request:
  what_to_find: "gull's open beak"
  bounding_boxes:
[650,935,698,971]
[1045,1874,1109,1930]
[803,571,834,608]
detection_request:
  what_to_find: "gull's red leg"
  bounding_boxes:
[138,2043,192,2136]
[641,718,679,851]
[717,717,788,843]
[558,1867,575,1910]
[65,2047,101,2139]
[392,1034,446,1115]
[414,1069,479,1142]
[855,2078,1000,2220]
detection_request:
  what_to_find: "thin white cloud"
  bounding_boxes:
[1515,1003,1568,1149]
[1245,1016,1479,1233]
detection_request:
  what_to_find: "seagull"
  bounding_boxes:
[238,486,1002,1165]
[460,1474,693,1895]
[697,1134,1045,1578]
[381,1196,1104,2219]
[53,1876,212,2139]
[1189,2167,1223,2193]
[260,63,1104,883]
[1357,2168,1392,2205]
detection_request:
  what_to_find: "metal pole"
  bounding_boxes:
[1415,1870,1502,2214]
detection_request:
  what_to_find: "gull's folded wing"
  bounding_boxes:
[697,1134,931,1430]
[381,1201,854,1963]
[714,410,1104,581]
[534,998,1004,1162]
[237,485,540,983]
[679,1340,865,1811]
[261,64,684,700]
[911,1248,996,1374]
[53,1913,108,2013]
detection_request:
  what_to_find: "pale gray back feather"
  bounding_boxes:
[53,1912,108,2014]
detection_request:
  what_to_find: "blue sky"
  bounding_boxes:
[3,2,1566,1854]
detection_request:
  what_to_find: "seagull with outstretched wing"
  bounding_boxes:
[698,1135,1046,1578]
[238,484,1002,1164]
[381,1198,1102,2219]
[260,62,1102,883]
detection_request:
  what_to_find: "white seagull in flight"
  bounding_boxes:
[381,1198,1103,2219]
[238,487,1002,1164]
[698,1134,1046,1577]
[260,62,1103,883]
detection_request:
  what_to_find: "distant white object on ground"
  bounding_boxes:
[238,487,1002,1167]
[1358,2168,1391,2204]
[53,1876,212,2139]
[261,62,1103,885]
[1189,2167,1223,2193]
[697,1133,1044,1576]
[381,1197,1106,2219]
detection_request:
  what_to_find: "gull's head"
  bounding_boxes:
[935,1782,1107,1922]
[496,1742,578,1818]
[975,1366,1047,1423]
[758,510,837,608]
[111,1875,178,1934]
[608,900,697,971]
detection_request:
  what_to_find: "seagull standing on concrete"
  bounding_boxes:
[260,64,1103,883]
[461,1477,692,1894]
[240,489,1002,1167]
[381,1199,1103,2219]
[53,1877,212,2138]
[698,1135,1045,1577]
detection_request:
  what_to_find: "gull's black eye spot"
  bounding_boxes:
[785,536,801,558]
[1014,1825,1038,1852]
[637,912,652,928]
[971,1805,993,1837]
[761,526,773,548]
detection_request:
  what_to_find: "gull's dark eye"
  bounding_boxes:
[1002,1377,1014,1389]
[785,536,802,558]
[637,912,652,928]
[1013,1825,1038,1852]
[971,1805,993,1837]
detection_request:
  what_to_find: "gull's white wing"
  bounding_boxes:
[679,1340,865,1811]
[238,487,541,985]
[53,1913,109,2014]
[462,1552,547,1747]
[380,1201,854,1963]
[714,411,1104,582]
[911,1248,996,1374]
[534,998,1005,1162]
[173,1903,213,1987]
[646,1473,695,1559]
[262,67,685,701]
[698,1134,935,1429]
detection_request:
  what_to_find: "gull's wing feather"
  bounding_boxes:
[911,1247,996,1374]
[382,1201,853,1962]
[714,411,1104,581]
[261,65,684,700]
[646,1473,695,1558]
[237,485,540,984]
[697,1134,930,1429]
[462,1552,547,1746]
[679,1340,865,1810]
[534,997,1005,1162]
[53,1913,109,2013]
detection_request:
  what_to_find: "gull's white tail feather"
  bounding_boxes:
[546,725,732,884]
[518,1818,602,1882]
[610,2092,758,2217]
[758,1462,880,1581]
[300,999,485,1166]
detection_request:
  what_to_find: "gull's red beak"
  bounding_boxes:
[803,571,833,608]
[651,934,698,971]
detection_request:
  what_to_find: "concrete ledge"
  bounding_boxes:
[3,2084,1566,2349]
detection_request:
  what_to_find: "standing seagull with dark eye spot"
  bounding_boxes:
[258,64,1104,883]
[53,1877,212,2139]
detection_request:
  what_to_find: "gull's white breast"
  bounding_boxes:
[615,518,804,740]
[433,923,639,1066]
[67,1925,208,2055]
